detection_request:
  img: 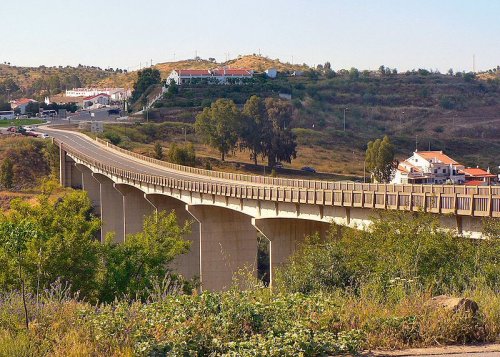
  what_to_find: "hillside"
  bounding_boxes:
[143,69,500,176]
[0,63,132,101]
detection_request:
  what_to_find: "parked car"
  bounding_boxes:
[39,133,50,139]
[301,166,316,173]
[275,162,283,169]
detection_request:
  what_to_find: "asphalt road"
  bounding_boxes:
[39,126,281,188]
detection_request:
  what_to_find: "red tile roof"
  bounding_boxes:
[83,93,110,100]
[461,168,496,178]
[464,180,489,186]
[416,151,459,165]
[12,98,36,106]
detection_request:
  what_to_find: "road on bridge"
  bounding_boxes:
[40,126,284,188]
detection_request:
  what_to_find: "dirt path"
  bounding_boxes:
[365,343,500,356]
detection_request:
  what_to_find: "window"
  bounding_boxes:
[434,169,437,174]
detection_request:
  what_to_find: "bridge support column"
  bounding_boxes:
[114,184,155,239]
[145,194,200,280]
[252,218,330,286]
[76,164,100,211]
[187,205,257,291]
[59,146,82,188]
[92,174,124,243]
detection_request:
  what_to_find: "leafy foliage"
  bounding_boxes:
[276,211,500,295]
[131,68,161,103]
[365,135,397,183]
[195,98,240,161]
[0,191,191,303]
[167,143,196,166]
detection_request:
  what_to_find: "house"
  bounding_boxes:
[66,88,130,101]
[82,93,110,108]
[391,151,465,185]
[166,68,253,85]
[265,68,277,78]
[460,167,497,186]
[10,98,38,114]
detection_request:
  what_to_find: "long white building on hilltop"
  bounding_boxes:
[65,88,131,101]
[166,68,254,85]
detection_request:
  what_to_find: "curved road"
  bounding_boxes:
[40,126,283,188]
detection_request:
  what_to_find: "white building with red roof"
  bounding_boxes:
[66,88,130,100]
[166,68,254,85]
[10,98,38,114]
[82,93,110,108]
[391,150,465,185]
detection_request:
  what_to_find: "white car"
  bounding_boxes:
[40,133,50,139]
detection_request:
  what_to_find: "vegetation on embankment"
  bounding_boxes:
[0,183,499,355]
[0,136,58,191]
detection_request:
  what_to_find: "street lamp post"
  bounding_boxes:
[343,107,348,132]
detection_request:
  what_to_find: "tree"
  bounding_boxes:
[262,98,297,167]
[167,143,196,167]
[241,95,266,165]
[365,135,397,183]
[153,142,164,160]
[25,101,40,116]
[0,102,11,111]
[167,79,178,95]
[195,99,240,161]
[0,157,14,190]
[0,220,41,329]
[99,210,191,301]
[131,68,161,103]
[349,67,359,80]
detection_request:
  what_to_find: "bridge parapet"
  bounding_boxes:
[94,137,499,196]
[57,139,500,218]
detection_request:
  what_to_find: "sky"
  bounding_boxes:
[2,0,499,72]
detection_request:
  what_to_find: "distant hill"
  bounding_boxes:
[0,63,132,101]
[153,55,310,78]
[0,55,310,101]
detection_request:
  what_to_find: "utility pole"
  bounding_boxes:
[343,108,348,132]
[415,135,418,152]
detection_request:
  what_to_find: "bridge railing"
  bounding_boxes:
[94,137,500,196]
[59,140,500,218]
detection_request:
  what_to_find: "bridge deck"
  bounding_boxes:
[45,127,499,219]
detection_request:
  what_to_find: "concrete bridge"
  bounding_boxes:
[47,127,500,290]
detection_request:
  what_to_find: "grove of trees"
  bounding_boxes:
[131,68,161,103]
[195,96,297,166]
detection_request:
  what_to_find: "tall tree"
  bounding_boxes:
[241,95,266,165]
[195,99,240,161]
[153,142,164,160]
[365,135,397,183]
[262,98,297,167]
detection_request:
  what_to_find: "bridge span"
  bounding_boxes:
[46,127,500,290]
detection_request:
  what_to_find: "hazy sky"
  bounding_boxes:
[2,0,499,72]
